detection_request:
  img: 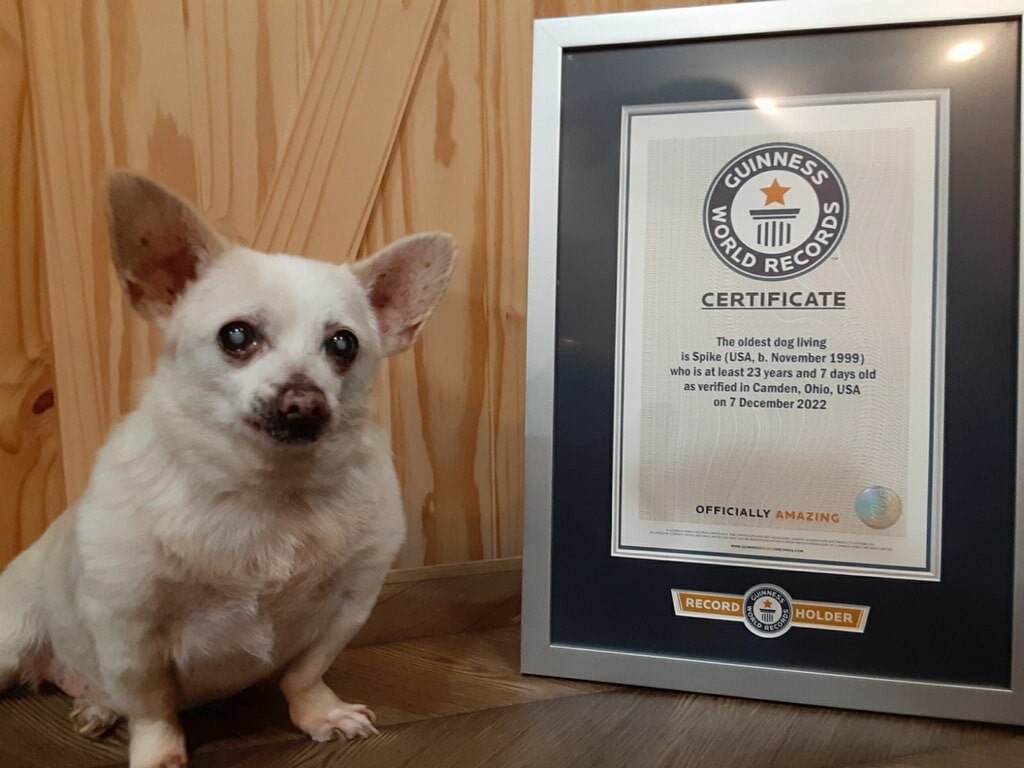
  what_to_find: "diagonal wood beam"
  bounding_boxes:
[253,0,443,263]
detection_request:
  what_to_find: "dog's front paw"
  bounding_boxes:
[128,717,187,768]
[298,702,380,742]
[131,746,187,768]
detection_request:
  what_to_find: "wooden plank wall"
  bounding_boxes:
[0,0,729,572]
[0,0,66,569]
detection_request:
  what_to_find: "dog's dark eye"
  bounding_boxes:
[218,321,260,358]
[324,329,358,365]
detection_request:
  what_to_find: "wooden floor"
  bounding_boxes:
[2,626,1023,768]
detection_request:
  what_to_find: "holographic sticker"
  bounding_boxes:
[855,486,902,529]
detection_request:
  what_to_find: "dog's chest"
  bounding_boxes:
[175,564,335,645]
[159,508,365,704]
[166,560,344,704]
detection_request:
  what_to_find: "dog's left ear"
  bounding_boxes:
[352,233,456,356]
[106,171,226,322]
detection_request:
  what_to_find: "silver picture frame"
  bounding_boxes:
[522,0,1024,725]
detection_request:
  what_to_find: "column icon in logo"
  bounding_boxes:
[750,178,799,248]
[759,598,779,624]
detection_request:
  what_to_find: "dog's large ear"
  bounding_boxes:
[106,171,225,321]
[352,233,456,356]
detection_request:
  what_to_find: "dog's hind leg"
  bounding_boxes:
[42,648,121,738]
[2,549,121,739]
[1,508,80,695]
[0,555,46,692]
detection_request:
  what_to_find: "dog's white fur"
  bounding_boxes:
[0,173,455,768]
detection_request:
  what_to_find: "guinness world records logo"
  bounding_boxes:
[703,142,849,280]
[742,584,793,638]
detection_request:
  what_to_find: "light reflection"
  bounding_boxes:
[947,40,984,62]
[753,97,778,113]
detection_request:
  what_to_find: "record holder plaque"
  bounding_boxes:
[522,0,1024,724]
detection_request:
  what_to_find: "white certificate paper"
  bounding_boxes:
[612,92,947,579]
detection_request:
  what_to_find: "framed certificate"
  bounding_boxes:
[614,91,947,580]
[522,0,1024,724]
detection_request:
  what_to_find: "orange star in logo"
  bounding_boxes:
[760,178,790,206]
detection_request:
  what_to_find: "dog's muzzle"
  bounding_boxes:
[263,377,330,444]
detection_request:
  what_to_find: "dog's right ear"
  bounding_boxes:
[106,171,225,322]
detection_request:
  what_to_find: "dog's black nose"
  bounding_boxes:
[279,386,328,420]
[268,378,330,444]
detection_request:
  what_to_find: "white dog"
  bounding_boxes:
[0,173,455,768]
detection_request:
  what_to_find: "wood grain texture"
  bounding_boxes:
[535,0,735,16]
[861,737,1024,768]
[360,0,535,565]
[350,558,522,647]
[321,689,1009,768]
[10,0,738,570]
[2,627,1018,768]
[253,0,443,260]
[0,0,65,571]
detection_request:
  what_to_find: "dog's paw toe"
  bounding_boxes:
[70,700,120,740]
[306,703,379,742]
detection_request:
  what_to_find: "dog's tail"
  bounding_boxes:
[0,548,47,692]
